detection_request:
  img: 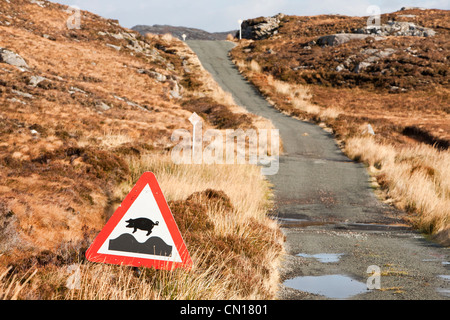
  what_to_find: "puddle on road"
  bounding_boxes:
[273,217,333,228]
[437,289,450,297]
[437,275,450,297]
[297,253,344,263]
[283,274,368,299]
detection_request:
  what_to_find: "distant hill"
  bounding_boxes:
[132,24,237,40]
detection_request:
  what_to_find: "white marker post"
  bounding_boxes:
[238,20,243,40]
[189,112,203,164]
[182,34,187,41]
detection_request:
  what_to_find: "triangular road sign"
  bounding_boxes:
[86,172,192,270]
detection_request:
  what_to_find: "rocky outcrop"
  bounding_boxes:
[355,21,436,37]
[335,48,396,73]
[317,33,384,46]
[240,14,284,40]
[317,21,436,47]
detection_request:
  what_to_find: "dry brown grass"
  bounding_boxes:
[345,137,450,244]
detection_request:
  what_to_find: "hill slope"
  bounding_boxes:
[132,24,236,40]
[0,0,283,300]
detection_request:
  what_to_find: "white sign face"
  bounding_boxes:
[97,184,182,263]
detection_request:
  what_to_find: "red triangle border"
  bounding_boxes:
[85,172,192,270]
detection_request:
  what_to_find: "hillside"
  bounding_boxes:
[0,0,283,299]
[132,24,236,41]
[230,8,450,244]
[232,9,449,145]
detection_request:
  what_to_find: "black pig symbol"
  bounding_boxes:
[125,218,159,236]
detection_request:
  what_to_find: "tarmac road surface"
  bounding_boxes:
[187,40,449,300]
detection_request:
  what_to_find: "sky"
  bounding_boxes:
[52,0,449,32]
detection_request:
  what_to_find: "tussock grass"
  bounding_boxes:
[238,60,341,120]
[345,136,450,244]
[67,249,244,300]
[0,265,37,300]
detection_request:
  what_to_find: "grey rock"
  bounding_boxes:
[7,98,27,105]
[114,95,150,112]
[111,33,124,40]
[355,21,435,37]
[29,75,47,87]
[69,86,87,94]
[168,80,183,99]
[148,71,167,82]
[106,43,121,51]
[240,14,284,40]
[169,90,182,99]
[12,89,33,99]
[97,102,111,111]
[354,61,372,73]
[317,33,384,46]
[0,48,29,69]
[359,48,396,64]
[30,0,45,7]
[336,64,345,72]
[138,69,167,82]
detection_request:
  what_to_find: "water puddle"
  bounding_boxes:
[273,217,332,228]
[297,253,344,263]
[437,289,450,297]
[284,274,368,299]
[335,223,411,232]
[437,275,450,297]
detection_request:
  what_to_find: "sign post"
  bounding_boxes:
[238,20,243,40]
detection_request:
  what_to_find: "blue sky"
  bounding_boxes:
[52,0,449,32]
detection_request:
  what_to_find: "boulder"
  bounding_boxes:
[354,61,372,73]
[29,75,47,87]
[0,48,29,69]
